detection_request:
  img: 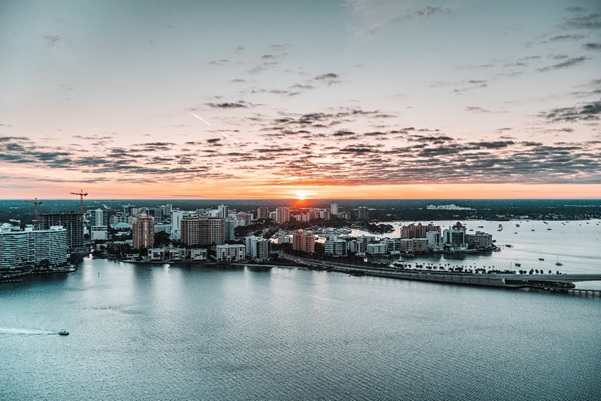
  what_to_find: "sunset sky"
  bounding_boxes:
[1,0,600,200]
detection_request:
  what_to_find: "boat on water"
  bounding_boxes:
[58,330,69,336]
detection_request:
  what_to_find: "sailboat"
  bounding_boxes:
[555,256,562,267]
[538,251,544,261]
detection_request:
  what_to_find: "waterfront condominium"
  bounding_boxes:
[132,214,155,249]
[0,223,68,269]
[180,216,225,246]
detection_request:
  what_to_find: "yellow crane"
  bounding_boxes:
[70,189,88,215]
[24,198,43,229]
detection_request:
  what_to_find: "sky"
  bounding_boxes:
[1,0,600,200]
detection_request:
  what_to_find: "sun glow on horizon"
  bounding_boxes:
[294,190,315,200]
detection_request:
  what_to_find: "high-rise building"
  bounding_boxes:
[339,211,351,220]
[170,210,194,241]
[466,231,493,249]
[90,208,108,241]
[401,223,441,239]
[319,209,331,220]
[236,212,252,226]
[292,229,315,254]
[39,212,83,250]
[357,206,369,220]
[217,205,229,219]
[132,214,154,249]
[275,207,290,224]
[0,224,67,269]
[443,222,467,248]
[426,231,442,250]
[224,218,236,241]
[256,206,269,220]
[330,203,338,216]
[245,235,270,260]
[181,217,224,246]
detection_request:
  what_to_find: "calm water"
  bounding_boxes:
[1,256,600,400]
[352,219,601,289]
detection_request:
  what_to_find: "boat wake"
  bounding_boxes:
[0,327,57,336]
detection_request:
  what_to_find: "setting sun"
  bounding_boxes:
[294,190,314,200]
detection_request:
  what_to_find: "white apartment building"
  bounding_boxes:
[216,244,246,262]
[0,224,68,269]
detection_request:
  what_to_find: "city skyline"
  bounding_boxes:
[1,0,600,199]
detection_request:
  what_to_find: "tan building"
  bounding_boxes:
[181,216,224,246]
[401,223,441,239]
[292,229,315,254]
[132,214,154,249]
[275,206,290,224]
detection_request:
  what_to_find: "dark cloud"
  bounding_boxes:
[332,130,356,137]
[290,83,315,90]
[466,106,491,113]
[41,33,62,47]
[548,34,586,41]
[540,100,601,122]
[415,6,451,17]
[206,101,248,108]
[537,57,588,72]
[313,73,341,85]
[207,59,229,65]
[563,13,601,29]
[583,43,601,50]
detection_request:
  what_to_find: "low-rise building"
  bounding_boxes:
[466,231,493,249]
[366,243,388,255]
[400,238,429,253]
[216,244,246,262]
[324,238,347,257]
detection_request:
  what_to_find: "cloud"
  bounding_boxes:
[206,101,249,108]
[466,106,491,113]
[563,13,601,30]
[415,6,451,18]
[313,73,341,85]
[344,0,415,37]
[207,59,229,65]
[583,42,601,50]
[547,34,586,41]
[41,33,62,47]
[539,100,601,122]
[537,57,588,72]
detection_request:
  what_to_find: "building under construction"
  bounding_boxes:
[39,212,84,250]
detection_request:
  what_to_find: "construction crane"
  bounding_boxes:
[24,198,43,229]
[70,189,88,215]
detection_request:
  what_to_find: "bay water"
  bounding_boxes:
[1,220,600,400]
